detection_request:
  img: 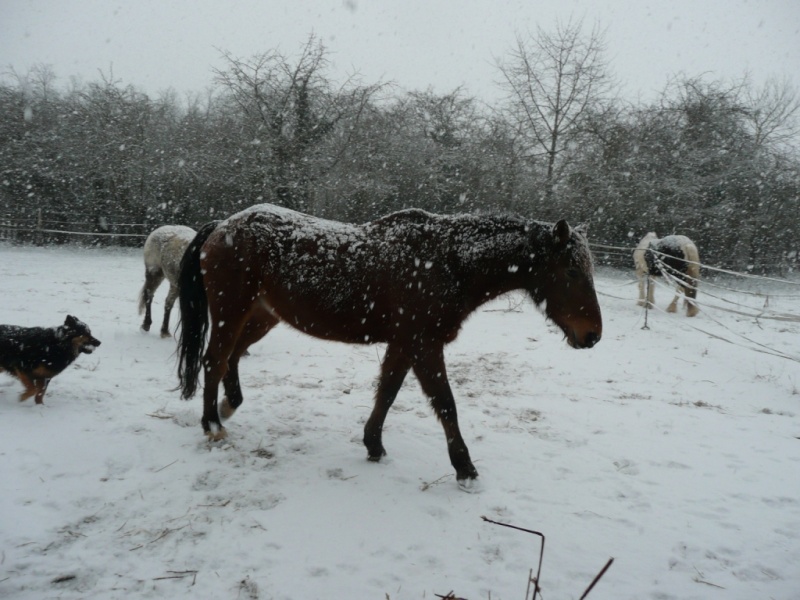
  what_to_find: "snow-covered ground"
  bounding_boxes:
[1,243,798,600]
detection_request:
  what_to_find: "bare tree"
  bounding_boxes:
[213,34,385,211]
[496,19,615,203]
[743,76,800,152]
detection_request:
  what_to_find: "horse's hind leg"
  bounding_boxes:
[364,343,411,461]
[219,309,278,421]
[201,307,247,441]
[683,266,700,317]
[667,288,680,313]
[683,283,699,317]
[411,344,478,482]
[160,282,179,337]
[140,268,164,332]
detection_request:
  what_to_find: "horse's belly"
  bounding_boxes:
[266,291,393,344]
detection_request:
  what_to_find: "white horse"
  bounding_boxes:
[138,225,196,336]
[634,232,700,317]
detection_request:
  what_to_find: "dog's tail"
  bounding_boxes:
[176,221,219,399]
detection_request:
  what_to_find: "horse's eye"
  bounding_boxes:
[567,268,581,279]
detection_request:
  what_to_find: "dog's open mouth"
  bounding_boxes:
[81,340,101,354]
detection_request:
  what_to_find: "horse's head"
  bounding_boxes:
[529,220,602,349]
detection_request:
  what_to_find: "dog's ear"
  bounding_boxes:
[65,315,78,328]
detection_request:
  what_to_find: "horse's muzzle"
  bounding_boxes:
[582,331,601,348]
[568,330,601,349]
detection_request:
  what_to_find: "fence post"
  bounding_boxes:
[36,207,43,246]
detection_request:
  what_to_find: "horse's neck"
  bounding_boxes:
[451,219,537,300]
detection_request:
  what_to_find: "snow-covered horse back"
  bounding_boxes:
[138,225,197,337]
[634,232,700,317]
[177,203,602,484]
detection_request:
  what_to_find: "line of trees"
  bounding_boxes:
[1,27,798,273]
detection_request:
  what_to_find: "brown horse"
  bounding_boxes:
[177,204,602,485]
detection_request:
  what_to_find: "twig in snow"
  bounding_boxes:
[692,566,725,589]
[146,412,173,419]
[153,459,178,473]
[197,499,231,508]
[579,558,614,599]
[129,524,189,550]
[420,473,453,491]
[692,576,725,589]
[148,529,175,545]
[166,507,192,523]
[153,570,198,585]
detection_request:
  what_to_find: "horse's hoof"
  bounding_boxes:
[457,476,482,493]
[160,331,171,338]
[206,428,227,442]
[366,450,386,462]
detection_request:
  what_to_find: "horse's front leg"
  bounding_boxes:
[364,343,411,461]
[220,359,243,421]
[636,273,647,306]
[219,311,279,422]
[646,275,656,308]
[411,345,478,483]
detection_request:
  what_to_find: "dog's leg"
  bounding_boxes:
[15,371,37,403]
[33,378,50,404]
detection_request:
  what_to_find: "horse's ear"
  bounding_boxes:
[553,220,571,246]
[574,223,589,239]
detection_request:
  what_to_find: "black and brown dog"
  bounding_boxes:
[0,315,101,404]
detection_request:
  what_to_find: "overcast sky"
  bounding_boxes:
[2,0,798,103]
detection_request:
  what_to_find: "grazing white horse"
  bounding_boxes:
[138,225,196,336]
[634,232,700,317]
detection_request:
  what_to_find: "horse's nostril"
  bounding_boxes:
[584,332,600,348]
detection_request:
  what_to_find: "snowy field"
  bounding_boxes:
[0,243,798,600]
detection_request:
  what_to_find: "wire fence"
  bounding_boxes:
[593,241,800,364]
[590,241,799,278]
[0,210,153,246]
[2,210,798,362]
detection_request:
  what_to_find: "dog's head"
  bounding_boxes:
[62,315,102,355]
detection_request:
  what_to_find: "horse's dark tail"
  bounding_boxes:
[176,221,220,399]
